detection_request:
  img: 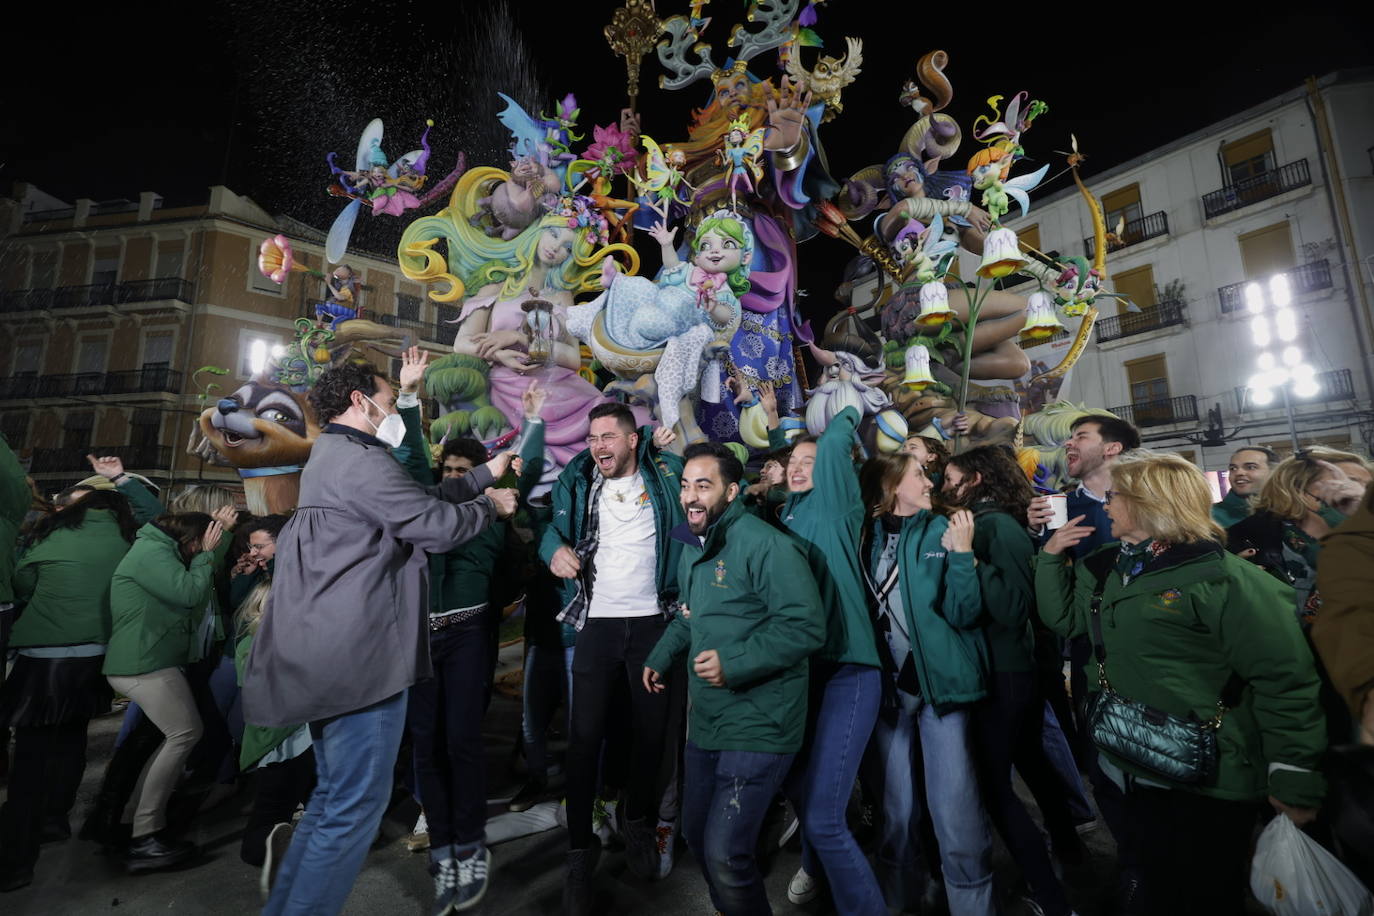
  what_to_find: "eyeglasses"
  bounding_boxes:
[585,434,624,447]
[1104,490,1117,504]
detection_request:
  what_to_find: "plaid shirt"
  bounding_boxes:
[556,473,608,631]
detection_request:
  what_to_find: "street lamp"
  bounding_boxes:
[1245,273,1318,450]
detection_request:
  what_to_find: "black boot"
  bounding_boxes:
[562,844,600,916]
[619,815,661,881]
[124,831,197,874]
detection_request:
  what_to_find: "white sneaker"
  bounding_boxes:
[655,819,676,879]
[407,812,430,852]
[453,847,492,912]
[260,822,293,903]
[778,814,801,849]
[787,867,820,905]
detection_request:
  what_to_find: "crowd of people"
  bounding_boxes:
[0,352,1370,916]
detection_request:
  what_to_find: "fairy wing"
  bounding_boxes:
[325,200,363,265]
[496,92,545,160]
[743,127,767,161]
[355,119,385,171]
[1002,163,1051,219]
[634,135,670,193]
[389,149,425,178]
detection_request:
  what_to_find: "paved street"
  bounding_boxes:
[4,643,1134,916]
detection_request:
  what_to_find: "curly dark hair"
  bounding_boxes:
[442,438,489,467]
[944,445,1033,520]
[308,363,385,425]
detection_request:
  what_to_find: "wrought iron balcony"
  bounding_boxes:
[1236,367,1356,412]
[1107,395,1199,428]
[374,313,432,335]
[30,445,172,474]
[0,277,193,314]
[1202,159,1311,219]
[1095,300,1187,343]
[1083,211,1170,259]
[1218,259,1333,314]
[0,368,183,400]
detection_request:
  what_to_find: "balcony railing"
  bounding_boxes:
[1095,300,1187,343]
[375,311,459,347]
[1107,395,1199,428]
[1218,259,1333,314]
[1202,159,1312,219]
[1237,368,1356,412]
[0,368,183,401]
[1084,211,1170,259]
[30,445,172,474]
[0,277,192,314]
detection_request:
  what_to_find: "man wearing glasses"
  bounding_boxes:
[540,403,683,915]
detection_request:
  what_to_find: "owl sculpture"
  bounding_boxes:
[784,36,863,122]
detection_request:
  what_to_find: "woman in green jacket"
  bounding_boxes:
[857,451,994,916]
[0,490,136,892]
[1038,450,1326,916]
[103,511,224,874]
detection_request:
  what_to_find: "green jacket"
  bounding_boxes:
[539,428,685,618]
[1034,542,1327,806]
[11,510,131,648]
[236,631,300,769]
[116,478,165,526]
[970,504,1037,673]
[646,498,825,753]
[1212,490,1251,529]
[0,434,30,606]
[865,511,987,711]
[104,523,216,677]
[774,407,879,668]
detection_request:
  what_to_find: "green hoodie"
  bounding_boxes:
[104,523,216,676]
[11,510,131,648]
[645,498,825,753]
[1212,489,1251,528]
[775,407,880,668]
[1035,542,1326,807]
[865,511,987,711]
[0,434,30,606]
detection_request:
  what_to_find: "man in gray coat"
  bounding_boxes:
[244,361,517,916]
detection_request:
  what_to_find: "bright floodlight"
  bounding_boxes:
[1245,283,1265,313]
[248,339,268,375]
[1271,367,1290,386]
[1293,377,1319,398]
[1282,346,1302,366]
[1257,352,1276,371]
[1251,386,1275,406]
[1276,308,1298,342]
[271,344,287,357]
[1269,273,1292,307]
[1251,317,1270,347]
[1292,362,1316,380]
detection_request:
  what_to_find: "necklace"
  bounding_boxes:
[602,474,646,521]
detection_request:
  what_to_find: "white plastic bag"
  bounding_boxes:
[1251,813,1374,915]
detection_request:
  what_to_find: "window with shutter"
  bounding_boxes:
[1101,184,1143,232]
[1126,355,1170,418]
[1223,130,1275,184]
[1238,222,1295,279]
[1112,265,1157,317]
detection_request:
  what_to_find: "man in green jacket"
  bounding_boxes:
[644,442,825,916]
[0,433,32,669]
[539,403,685,914]
[1212,445,1277,527]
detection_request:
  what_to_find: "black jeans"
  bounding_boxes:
[0,720,89,873]
[973,671,1072,916]
[1126,786,1258,915]
[566,616,670,850]
[241,748,316,867]
[406,620,494,853]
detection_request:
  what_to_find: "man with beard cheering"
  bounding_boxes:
[541,403,683,916]
[643,442,824,916]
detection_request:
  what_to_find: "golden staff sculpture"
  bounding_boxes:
[605,0,665,114]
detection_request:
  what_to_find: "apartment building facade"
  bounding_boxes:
[0,183,455,493]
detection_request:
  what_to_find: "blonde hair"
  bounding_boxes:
[169,485,237,516]
[1253,453,1341,522]
[1305,445,1371,472]
[235,578,272,637]
[1109,449,1225,544]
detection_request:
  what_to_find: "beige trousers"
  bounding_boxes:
[107,667,203,838]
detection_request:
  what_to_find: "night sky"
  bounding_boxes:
[5,2,1370,328]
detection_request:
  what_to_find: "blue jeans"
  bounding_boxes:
[786,663,884,916]
[682,741,795,916]
[1039,701,1095,823]
[263,691,407,916]
[864,692,995,916]
[521,643,574,781]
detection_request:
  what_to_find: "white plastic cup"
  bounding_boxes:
[1045,493,1069,530]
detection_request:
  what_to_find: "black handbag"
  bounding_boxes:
[1085,572,1241,785]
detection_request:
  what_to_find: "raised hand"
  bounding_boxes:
[764,76,813,153]
[652,425,677,449]
[211,504,238,533]
[647,220,678,248]
[485,487,518,519]
[87,454,125,480]
[1043,515,1094,556]
[201,520,225,554]
[942,509,976,553]
[522,380,548,420]
[757,381,779,421]
[398,345,429,393]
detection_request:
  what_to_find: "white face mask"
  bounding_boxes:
[363,395,406,448]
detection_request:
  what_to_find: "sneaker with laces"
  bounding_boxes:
[452,847,491,912]
[591,797,618,846]
[787,867,820,905]
[654,819,675,879]
[260,822,293,903]
[407,813,430,853]
[431,858,459,916]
